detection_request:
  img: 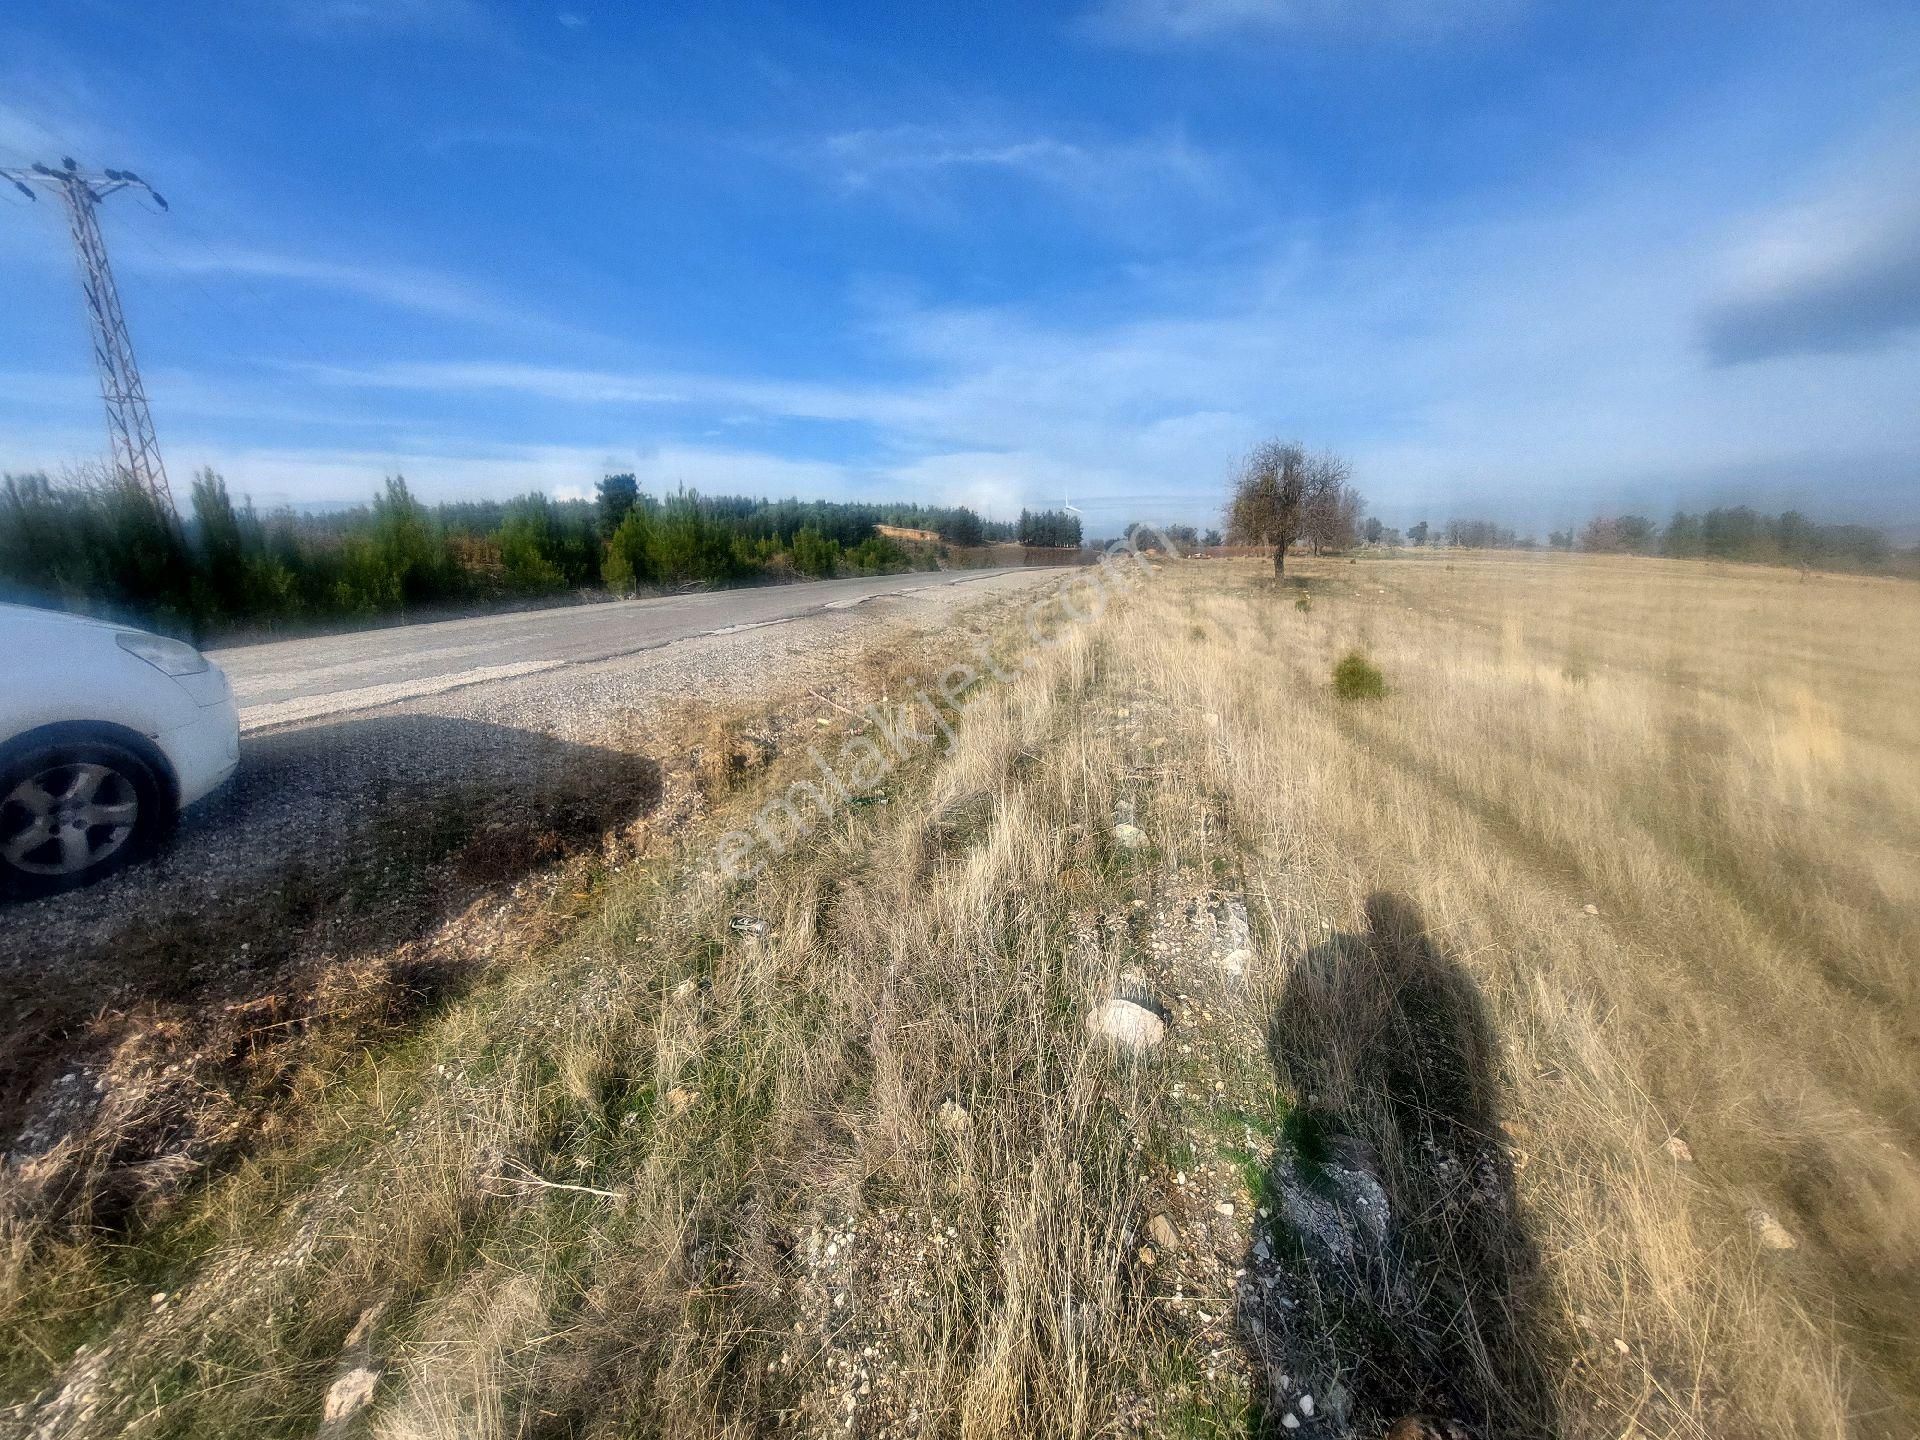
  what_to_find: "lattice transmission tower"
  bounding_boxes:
[3,157,174,510]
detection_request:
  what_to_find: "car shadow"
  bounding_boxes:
[1235,892,1564,1439]
[0,713,663,1221]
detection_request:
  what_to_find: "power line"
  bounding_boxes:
[2,157,175,511]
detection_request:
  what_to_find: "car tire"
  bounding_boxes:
[0,736,172,900]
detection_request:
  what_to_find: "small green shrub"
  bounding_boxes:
[1294,595,1312,613]
[1332,650,1386,700]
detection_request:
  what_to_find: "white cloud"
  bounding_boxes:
[1079,0,1527,46]
[297,359,942,431]
[294,128,1920,534]
[18,56,1914,535]
[131,246,534,330]
[820,124,1228,211]
[0,366,408,433]
[1700,128,1920,364]
[797,122,1244,246]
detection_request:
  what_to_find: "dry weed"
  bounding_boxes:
[7,555,1917,1440]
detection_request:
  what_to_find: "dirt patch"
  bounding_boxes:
[1,734,669,1237]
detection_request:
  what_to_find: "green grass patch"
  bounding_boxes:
[1331,650,1386,701]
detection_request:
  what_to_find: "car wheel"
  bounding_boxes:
[0,738,170,899]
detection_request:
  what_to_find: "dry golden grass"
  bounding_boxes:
[1160,551,1920,1437]
[6,552,1918,1439]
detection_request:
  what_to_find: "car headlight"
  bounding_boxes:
[116,631,210,676]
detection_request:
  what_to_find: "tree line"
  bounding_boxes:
[0,467,1087,639]
[1016,508,1084,547]
[1391,507,1911,573]
[1555,507,1905,571]
[1216,442,1914,578]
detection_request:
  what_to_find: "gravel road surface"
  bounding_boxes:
[214,568,1043,731]
[4,568,1061,966]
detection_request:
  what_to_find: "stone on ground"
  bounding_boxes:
[1748,1208,1797,1250]
[320,1366,380,1428]
[1085,997,1166,1050]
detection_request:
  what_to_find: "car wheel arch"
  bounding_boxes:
[0,720,180,810]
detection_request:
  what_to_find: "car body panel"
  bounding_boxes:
[157,693,241,806]
[1,602,240,808]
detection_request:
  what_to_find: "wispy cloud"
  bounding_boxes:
[297,360,936,428]
[0,91,117,170]
[0,366,406,433]
[296,136,1920,533]
[415,125,551,156]
[1700,134,1920,364]
[1079,0,1526,46]
[825,124,1219,193]
[268,0,490,39]
[812,122,1234,227]
[117,244,592,341]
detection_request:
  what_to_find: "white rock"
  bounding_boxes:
[1112,823,1147,849]
[936,1098,972,1134]
[322,1366,380,1425]
[1299,1393,1314,1416]
[1662,1134,1694,1164]
[1085,997,1166,1050]
[1749,1208,1797,1250]
[1282,1414,1300,1431]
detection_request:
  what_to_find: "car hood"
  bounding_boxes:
[0,602,134,636]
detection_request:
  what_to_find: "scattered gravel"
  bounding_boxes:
[2,570,1056,973]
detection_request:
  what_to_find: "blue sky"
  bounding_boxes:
[2,0,1918,534]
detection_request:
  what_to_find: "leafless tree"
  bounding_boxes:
[1225,440,1309,575]
[1300,451,1362,554]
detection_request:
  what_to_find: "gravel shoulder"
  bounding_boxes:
[2,568,1057,970]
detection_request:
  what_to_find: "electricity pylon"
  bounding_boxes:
[3,157,174,511]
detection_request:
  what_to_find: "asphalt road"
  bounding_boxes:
[212,568,1048,731]
[8,566,1062,962]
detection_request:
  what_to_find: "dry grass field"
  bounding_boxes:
[4,550,1917,1439]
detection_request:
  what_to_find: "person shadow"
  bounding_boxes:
[1235,891,1564,1439]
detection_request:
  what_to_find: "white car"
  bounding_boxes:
[1,603,239,898]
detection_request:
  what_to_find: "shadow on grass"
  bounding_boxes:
[0,714,661,1231]
[1236,892,1563,1439]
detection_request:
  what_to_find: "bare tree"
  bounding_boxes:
[1225,440,1309,575]
[1300,451,1362,554]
